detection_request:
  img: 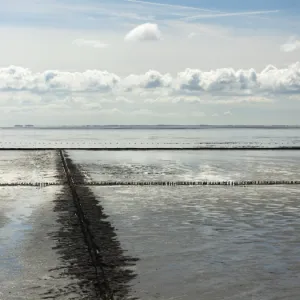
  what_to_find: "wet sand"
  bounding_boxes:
[0,150,63,184]
[1,151,138,299]
[68,150,300,182]
[93,186,300,300]
[1,149,300,299]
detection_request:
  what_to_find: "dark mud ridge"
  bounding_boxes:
[44,150,138,299]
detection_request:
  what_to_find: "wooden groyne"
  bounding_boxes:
[80,180,300,186]
[0,182,63,186]
[1,180,300,187]
[59,150,138,299]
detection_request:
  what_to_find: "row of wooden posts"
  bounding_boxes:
[1,180,299,186]
[82,180,300,186]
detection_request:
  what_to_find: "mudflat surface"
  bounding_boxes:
[0,150,62,183]
[1,148,300,299]
[69,150,300,182]
[93,186,300,300]
[1,151,138,300]
[0,186,90,299]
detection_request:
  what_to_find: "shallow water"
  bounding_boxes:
[0,128,300,148]
[69,150,300,182]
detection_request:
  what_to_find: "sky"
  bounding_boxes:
[0,0,300,125]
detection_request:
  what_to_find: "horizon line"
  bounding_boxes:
[2,124,300,128]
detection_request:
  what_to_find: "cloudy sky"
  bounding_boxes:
[1,0,300,125]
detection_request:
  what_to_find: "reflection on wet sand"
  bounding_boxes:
[1,151,138,299]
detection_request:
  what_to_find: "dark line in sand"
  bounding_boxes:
[0,147,300,151]
[58,150,138,299]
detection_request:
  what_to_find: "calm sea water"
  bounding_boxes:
[0,128,300,147]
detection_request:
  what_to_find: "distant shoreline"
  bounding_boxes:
[1,125,300,130]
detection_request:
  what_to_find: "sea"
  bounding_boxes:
[0,127,300,148]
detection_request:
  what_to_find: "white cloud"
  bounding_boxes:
[78,102,103,110]
[130,108,153,115]
[2,25,299,78]
[72,39,109,49]
[175,63,300,95]
[175,67,258,93]
[215,96,274,104]
[95,108,153,116]
[224,110,232,115]
[191,111,206,117]
[170,96,202,104]
[124,23,162,42]
[83,107,179,117]
[258,63,300,93]
[0,66,120,92]
[280,37,300,53]
[188,32,197,39]
[0,63,300,97]
[155,95,274,105]
[115,96,133,103]
[99,108,122,115]
[123,70,172,90]
[288,95,300,101]
[144,97,170,103]
[93,96,133,103]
